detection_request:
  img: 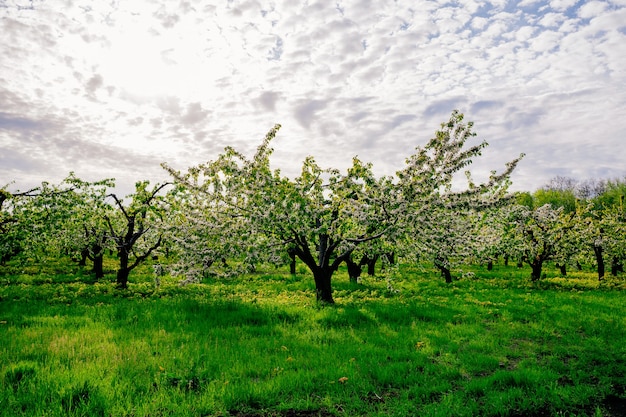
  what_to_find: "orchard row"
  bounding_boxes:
[2,112,623,302]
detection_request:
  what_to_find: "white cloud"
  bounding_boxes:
[578,1,608,19]
[549,0,578,12]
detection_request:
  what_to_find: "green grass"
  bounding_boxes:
[0,259,625,416]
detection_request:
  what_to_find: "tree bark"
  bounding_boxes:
[611,257,622,276]
[345,256,361,284]
[487,260,493,271]
[435,256,452,283]
[93,252,104,279]
[116,268,130,289]
[557,263,567,276]
[288,248,296,275]
[78,249,88,266]
[594,244,604,280]
[116,249,130,288]
[439,265,452,283]
[313,268,334,303]
[364,254,378,276]
[530,259,543,281]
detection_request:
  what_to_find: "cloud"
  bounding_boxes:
[471,100,503,113]
[0,113,53,132]
[578,1,608,19]
[85,73,104,97]
[180,102,209,125]
[255,91,282,112]
[293,99,328,129]
[424,98,468,118]
[0,0,625,195]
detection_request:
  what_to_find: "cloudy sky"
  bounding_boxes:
[1,0,625,196]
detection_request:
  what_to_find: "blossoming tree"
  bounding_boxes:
[164,111,522,302]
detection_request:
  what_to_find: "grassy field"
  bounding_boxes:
[1,259,625,416]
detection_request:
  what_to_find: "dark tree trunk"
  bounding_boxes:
[611,257,622,276]
[517,260,524,268]
[345,256,361,284]
[435,257,452,283]
[558,263,567,276]
[439,265,452,283]
[364,254,378,276]
[504,254,509,267]
[594,244,604,280]
[576,262,582,271]
[313,268,334,303]
[487,260,493,271]
[93,252,104,279]
[288,249,296,275]
[78,249,89,266]
[116,249,130,288]
[90,243,105,279]
[116,268,130,289]
[530,259,543,281]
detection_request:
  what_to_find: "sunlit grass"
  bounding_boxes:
[0,258,625,416]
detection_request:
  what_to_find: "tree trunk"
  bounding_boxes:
[288,249,296,275]
[558,263,567,276]
[434,256,452,283]
[313,268,334,303]
[504,254,509,267]
[487,260,493,271]
[93,253,104,279]
[116,268,130,289]
[611,257,622,276]
[438,265,452,283]
[530,260,543,281]
[78,249,88,266]
[90,243,104,279]
[345,257,361,284]
[116,249,130,288]
[594,244,604,280]
[365,254,378,276]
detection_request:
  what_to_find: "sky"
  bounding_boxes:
[1,0,625,197]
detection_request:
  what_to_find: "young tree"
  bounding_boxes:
[160,185,248,282]
[0,186,32,264]
[106,181,171,288]
[505,204,577,281]
[0,174,113,268]
[396,111,522,282]
[58,176,116,279]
